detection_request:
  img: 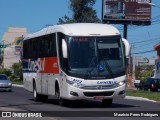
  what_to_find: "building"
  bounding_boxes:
[154,43,160,78]
[135,56,155,66]
[154,42,160,59]
[1,27,28,69]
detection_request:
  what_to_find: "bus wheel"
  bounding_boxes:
[55,85,67,106]
[33,83,48,102]
[102,99,113,107]
[33,83,41,102]
[59,98,68,106]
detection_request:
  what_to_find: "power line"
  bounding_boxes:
[130,37,160,44]
[132,50,155,55]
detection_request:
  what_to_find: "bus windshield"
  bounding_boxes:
[67,36,125,79]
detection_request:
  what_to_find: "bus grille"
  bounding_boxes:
[81,85,118,90]
[83,91,114,97]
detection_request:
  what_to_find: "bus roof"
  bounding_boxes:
[24,23,120,40]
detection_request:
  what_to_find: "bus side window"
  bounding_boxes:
[45,35,50,57]
[39,37,45,57]
[32,38,37,58]
[45,34,57,57]
[52,33,57,57]
[23,41,27,58]
[49,35,52,56]
[28,39,33,58]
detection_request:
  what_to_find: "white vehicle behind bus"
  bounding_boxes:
[22,23,130,106]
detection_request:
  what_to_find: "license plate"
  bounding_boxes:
[93,96,104,100]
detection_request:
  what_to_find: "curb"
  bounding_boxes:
[12,84,23,88]
[125,96,157,103]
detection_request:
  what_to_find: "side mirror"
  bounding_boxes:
[62,39,68,58]
[122,38,130,58]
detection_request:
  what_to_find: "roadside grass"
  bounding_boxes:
[126,89,160,101]
[12,80,23,85]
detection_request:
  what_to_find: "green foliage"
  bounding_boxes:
[126,90,160,101]
[58,0,101,24]
[135,65,153,83]
[0,68,12,76]
[12,62,22,76]
[13,77,21,82]
[10,74,18,80]
[58,15,74,24]
[0,50,3,65]
[140,70,152,82]
[9,74,22,82]
[11,62,23,82]
[0,62,23,83]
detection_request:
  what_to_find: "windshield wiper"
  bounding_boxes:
[101,56,115,79]
[84,56,97,79]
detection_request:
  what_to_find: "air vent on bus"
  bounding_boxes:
[83,91,114,97]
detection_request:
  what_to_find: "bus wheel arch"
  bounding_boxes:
[33,79,48,102]
[33,79,36,92]
[55,80,60,98]
[55,80,67,106]
[33,79,40,101]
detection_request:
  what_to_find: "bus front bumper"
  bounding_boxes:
[62,84,126,100]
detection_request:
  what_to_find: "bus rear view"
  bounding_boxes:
[23,23,130,107]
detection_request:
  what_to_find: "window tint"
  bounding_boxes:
[23,33,57,59]
[153,79,160,85]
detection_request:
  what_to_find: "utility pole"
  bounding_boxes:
[123,24,131,87]
[132,43,136,87]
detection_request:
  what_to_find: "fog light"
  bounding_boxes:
[118,90,125,95]
[70,91,79,96]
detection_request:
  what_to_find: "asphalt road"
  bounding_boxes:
[0,86,160,120]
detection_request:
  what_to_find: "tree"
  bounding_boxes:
[58,0,101,24]
[12,62,22,77]
[0,49,3,67]
[135,65,153,83]
[0,68,12,76]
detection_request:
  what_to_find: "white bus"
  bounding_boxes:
[22,23,130,106]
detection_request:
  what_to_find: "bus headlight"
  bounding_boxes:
[118,81,126,86]
[66,79,85,88]
[66,79,74,85]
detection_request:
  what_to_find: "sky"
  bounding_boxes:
[0,0,160,57]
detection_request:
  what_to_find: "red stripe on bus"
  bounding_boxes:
[39,57,59,74]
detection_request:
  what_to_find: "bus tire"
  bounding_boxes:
[41,95,48,101]
[33,82,48,102]
[55,83,68,106]
[102,99,113,107]
[59,98,68,106]
[33,82,42,102]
